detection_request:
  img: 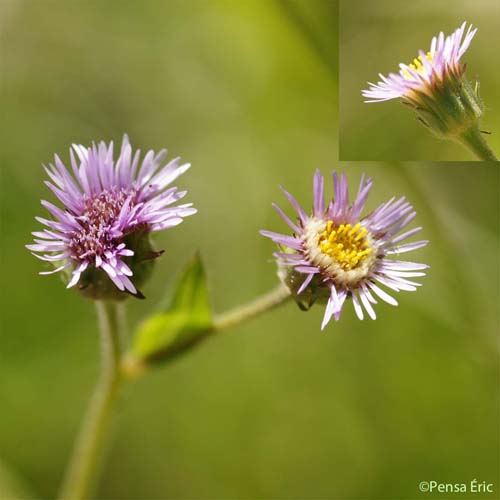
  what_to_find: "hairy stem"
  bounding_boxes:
[213,283,291,332]
[122,283,292,377]
[59,301,123,500]
[60,286,291,497]
[457,126,498,161]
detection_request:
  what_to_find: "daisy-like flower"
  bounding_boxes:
[27,135,196,299]
[361,22,492,155]
[362,22,477,104]
[261,170,429,329]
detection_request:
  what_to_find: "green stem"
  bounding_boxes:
[457,126,498,161]
[122,284,292,376]
[59,301,124,500]
[213,283,292,332]
[59,286,291,496]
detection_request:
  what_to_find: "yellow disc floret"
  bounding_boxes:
[318,221,372,271]
[302,218,377,287]
[403,51,434,79]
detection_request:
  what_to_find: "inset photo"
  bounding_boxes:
[339,0,500,161]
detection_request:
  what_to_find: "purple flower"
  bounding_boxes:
[261,170,429,329]
[362,22,477,103]
[27,135,196,297]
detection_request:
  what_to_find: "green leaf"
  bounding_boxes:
[131,252,212,364]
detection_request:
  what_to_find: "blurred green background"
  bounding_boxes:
[340,0,500,160]
[1,1,499,499]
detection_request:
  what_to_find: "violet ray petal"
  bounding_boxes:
[259,230,303,250]
[313,169,324,217]
[272,203,301,233]
[297,273,315,295]
[279,186,307,224]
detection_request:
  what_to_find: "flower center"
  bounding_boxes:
[69,187,136,260]
[318,221,372,271]
[403,51,434,79]
[302,218,377,288]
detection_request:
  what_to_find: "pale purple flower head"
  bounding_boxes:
[27,135,196,298]
[261,170,428,329]
[362,22,477,102]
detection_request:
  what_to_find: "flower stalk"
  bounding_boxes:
[212,283,291,332]
[59,301,124,500]
[122,283,292,378]
[60,287,291,498]
[456,126,498,161]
